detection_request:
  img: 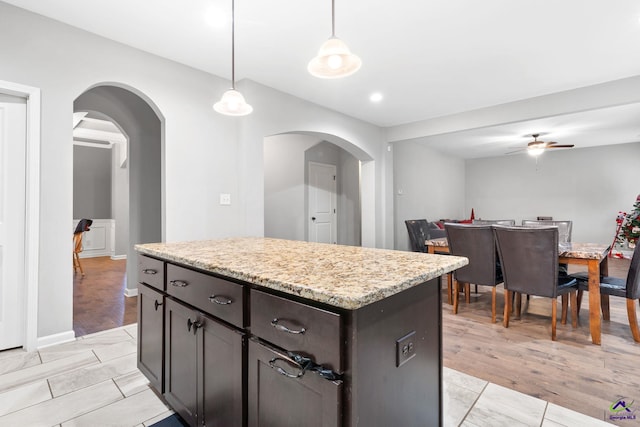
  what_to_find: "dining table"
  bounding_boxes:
[425,237,610,345]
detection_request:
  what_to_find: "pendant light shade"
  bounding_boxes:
[214,0,252,116]
[308,0,361,79]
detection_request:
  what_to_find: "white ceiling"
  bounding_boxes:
[7,0,640,157]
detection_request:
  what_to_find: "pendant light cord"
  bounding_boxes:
[331,0,336,37]
[231,0,236,89]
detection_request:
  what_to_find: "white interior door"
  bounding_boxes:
[308,162,337,244]
[0,94,27,350]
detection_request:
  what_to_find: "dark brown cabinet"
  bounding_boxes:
[164,297,245,427]
[248,338,341,427]
[137,283,165,393]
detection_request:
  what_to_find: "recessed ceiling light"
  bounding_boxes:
[370,92,383,103]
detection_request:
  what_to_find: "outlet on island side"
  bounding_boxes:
[396,330,416,367]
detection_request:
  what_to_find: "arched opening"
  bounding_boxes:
[264,131,369,246]
[73,84,163,336]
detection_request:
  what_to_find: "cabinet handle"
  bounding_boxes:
[271,318,306,335]
[269,357,303,378]
[154,300,163,311]
[208,295,233,305]
[170,280,189,287]
[142,268,157,275]
[187,318,203,334]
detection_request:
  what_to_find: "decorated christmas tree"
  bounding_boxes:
[618,194,640,248]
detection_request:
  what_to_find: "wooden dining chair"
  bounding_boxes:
[494,226,578,340]
[73,218,93,276]
[573,242,640,342]
[445,223,504,323]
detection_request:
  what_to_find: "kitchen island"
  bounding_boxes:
[135,237,467,427]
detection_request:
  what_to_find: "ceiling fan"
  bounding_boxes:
[506,134,575,156]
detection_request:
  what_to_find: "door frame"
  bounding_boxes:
[0,79,41,351]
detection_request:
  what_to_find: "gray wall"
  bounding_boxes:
[73,145,112,219]
[393,140,466,251]
[264,135,361,246]
[465,142,640,245]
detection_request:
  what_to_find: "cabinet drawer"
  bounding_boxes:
[138,255,165,291]
[251,290,342,372]
[167,264,244,328]
[248,338,342,427]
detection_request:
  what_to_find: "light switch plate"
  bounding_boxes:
[219,193,231,205]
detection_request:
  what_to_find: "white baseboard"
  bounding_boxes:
[124,287,138,298]
[37,330,76,349]
[111,254,127,260]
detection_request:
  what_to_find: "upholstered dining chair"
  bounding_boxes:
[405,219,430,253]
[472,219,516,226]
[493,226,578,340]
[572,243,640,342]
[521,219,572,243]
[445,223,504,323]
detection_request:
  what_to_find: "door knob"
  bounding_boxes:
[311,217,316,221]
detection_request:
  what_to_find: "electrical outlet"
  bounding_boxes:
[219,193,231,205]
[396,331,416,367]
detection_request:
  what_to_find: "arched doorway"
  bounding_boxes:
[73,84,164,335]
[264,132,369,246]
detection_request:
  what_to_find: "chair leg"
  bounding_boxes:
[465,283,470,303]
[503,290,511,328]
[551,298,557,341]
[570,291,578,328]
[515,293,522,319]
[627,298,640,343]
[446,274,453,305]
[601,294,610,321]
[453,280,459,315]
[491,287,497,324]
[561,294,568,325]
[576,290,583,317]
[73,252,85,276]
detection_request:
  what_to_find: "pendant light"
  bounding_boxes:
[308,0,361,79]
[214,0,252,116]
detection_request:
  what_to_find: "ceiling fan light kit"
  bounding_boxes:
[308,0,361,79]
[214,0,253,116]
[507,133,575,156]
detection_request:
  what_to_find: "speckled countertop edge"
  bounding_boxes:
[135,237,468,310]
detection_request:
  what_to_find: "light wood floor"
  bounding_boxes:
[73,256,637,424]
[443,257,638,424]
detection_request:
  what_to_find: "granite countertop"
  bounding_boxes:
[135,237,468,310]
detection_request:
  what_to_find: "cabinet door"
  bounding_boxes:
[199,314,245,427]
[248,339,342,427]
[165,298,199,426]
[137,283,164,393]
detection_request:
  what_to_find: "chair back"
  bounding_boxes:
[472,219,515,226]
[627,243,640,299]
[494,226,560,298]
[445,223,501,286]
[405,219,429,252]
[522,219,572,243]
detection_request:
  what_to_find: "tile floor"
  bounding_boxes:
[0,325,613,427]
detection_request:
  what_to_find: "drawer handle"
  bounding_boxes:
[209,295,233,305]
[142,269,157,275]
[269,357,303,379]
[271,318,306,335]
[170,280,189,288]
[187,318,202,334]
[154,300,163,311]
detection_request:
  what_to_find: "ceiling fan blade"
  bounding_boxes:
[547,144,574,148]
[546,141,558,146]
[505,148,527,155]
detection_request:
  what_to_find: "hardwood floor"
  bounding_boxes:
[71,254,638,424]
[73,256,137,337]
[443,256,638,424]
